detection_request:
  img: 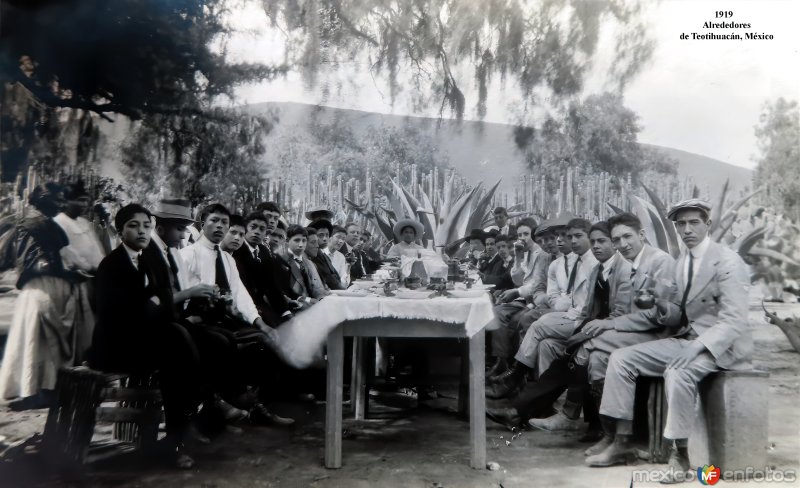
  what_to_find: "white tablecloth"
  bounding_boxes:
[275,294,495,368]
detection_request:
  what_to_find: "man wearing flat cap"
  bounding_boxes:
[587,199,752,484]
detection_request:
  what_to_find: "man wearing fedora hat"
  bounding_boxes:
[586,199,751,483]
[387,219,425,258]
[304,206,335,224]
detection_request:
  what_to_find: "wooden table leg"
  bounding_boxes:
[458,339,468,417]
[351,337,367,420]
[325,326,344,468]
[468,329,486,469]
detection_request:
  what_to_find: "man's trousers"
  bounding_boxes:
[600,336,719,440]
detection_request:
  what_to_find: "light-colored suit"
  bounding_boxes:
[546,253,576,312]
[287,254,328,300]
[510,243,551,307]
[600,239,751,439]
[581,245,676,381]
[515,253,631,375]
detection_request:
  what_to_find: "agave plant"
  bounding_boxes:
[346,176,505,253]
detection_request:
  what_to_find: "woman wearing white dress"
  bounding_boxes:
[386,219,424,258]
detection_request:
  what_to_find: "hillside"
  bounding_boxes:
[247,101,752,195]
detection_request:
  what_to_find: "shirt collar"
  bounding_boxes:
[197,235,219,251]
[600,253,618,278]
[631,246,645,270]
[579,248,593,261]
[689,236,711,259]
[150,232,169,253]
[122,243,142,264]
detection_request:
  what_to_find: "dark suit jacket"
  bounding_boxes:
[91,245,172,372]
[286,254,326,299]
[339,244,368,280]
[142,240,181,320]
[480,254,514,290]
[233,244,291,320]
[310,251,344,290]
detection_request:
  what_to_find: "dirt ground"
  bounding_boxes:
[0,301,798,488]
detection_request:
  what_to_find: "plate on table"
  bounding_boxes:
[448,289,486,298]
[330,289,370,297]
[471,283,495,290]
[393,290,432,300]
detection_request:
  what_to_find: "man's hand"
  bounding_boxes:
[667,341,706,369]
[254,317,279,346]
[582,319,614,337]
[498,289,520,303]
[186,284,217,299]
[654,298,671,316]
[286,299,303,311]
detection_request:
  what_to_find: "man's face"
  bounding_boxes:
[555,228,570,254]
[674,210,710,249]
[316,228,330,248]
[401,227,417,244]
[539,232,558,255]
[269,228,287,251]
[497,241,510,260]
[516,225,534,248]
[469,239,485,252]
[262,210,281,233]
[202,212,230,244]
[121,213,152,251]
[361,233,372,247]
[222,225,246,252]
[611,224,646,261]
[484,237,497,256]
[158,221,188,248]
[590,230,616,263]
[287,234,306,256]
[306,234,320,257]
[566,226,591,256]
[346,225,362,247]
[329,231,346,250]
[494,211,508,229]
[245,219,268,247]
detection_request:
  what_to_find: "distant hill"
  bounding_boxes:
[246,101,753,195]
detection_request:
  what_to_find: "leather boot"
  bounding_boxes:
[485,357,508,383]
[585,433,637,467]
[486,406,522,428]
[660,444,691,484]
[485,363,528,399]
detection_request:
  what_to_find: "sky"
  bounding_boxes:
[225,0,800,170]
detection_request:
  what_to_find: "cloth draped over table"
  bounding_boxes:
[275,294,496,368]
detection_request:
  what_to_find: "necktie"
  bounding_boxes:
[166,248,181,291]
[631,267,637,281]
[253,246,260,262]
[296,258,312,293]
[563,256,569,278]
[597,263,608,290]
[679,253,695,328]
[566,257,581,294]
[214,245,230,292]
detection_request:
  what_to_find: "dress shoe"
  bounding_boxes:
[485,368,526,399]
[584,434,613,456]
[486,406,522,428]
[528,411,582,432]
[215,397,248,423]
[659,446,691,484]
[585,436,637,467]
[249,403,295,427]
[485,358,508,380]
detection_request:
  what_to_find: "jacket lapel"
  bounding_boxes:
[687,242,719,303]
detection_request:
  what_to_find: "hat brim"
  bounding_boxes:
[305,210,335,220]
[152,211,195,223]
[393,220,424,241]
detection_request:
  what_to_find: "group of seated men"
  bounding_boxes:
[90,199,379,468]
[477,199,751,483]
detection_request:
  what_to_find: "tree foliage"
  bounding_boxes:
[262,0,656,119]
[514,92,676,180]
[753,98,800,222]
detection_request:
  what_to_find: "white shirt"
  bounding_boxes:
[630,247,645,272]
[324,247,350,287]
[599,253,618,282]
[684,236,711,284]
[180,235,260,324]
[485,224,511,235]
[54,213,105,271]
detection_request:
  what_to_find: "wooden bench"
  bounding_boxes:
[43,366,163,468]
[647,370,769,471]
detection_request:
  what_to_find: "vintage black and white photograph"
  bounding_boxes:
[0,0,798,486]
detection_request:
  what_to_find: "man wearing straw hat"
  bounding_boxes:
[387,219,425,258]
[586,199,751,484]
[304,205,335,224]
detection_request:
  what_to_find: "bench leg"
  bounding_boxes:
[351,337,367,420]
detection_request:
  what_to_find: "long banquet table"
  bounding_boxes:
[275,291,495,469]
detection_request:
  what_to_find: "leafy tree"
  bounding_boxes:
[262,0,656,120]
[515,92,676,180]
[753,98,800,222]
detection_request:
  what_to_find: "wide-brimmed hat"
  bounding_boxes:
[151,198,194,223]
[667,199,712,221]
[393,219,424,241]
[535,213,575,236]
[305,206,335,221]
[307,218,333,234]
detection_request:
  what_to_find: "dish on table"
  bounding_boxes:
[330,289,370,297]
[393,290,433,300]
[447,289,486,298]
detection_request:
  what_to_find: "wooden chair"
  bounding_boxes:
[43,366,163,468]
